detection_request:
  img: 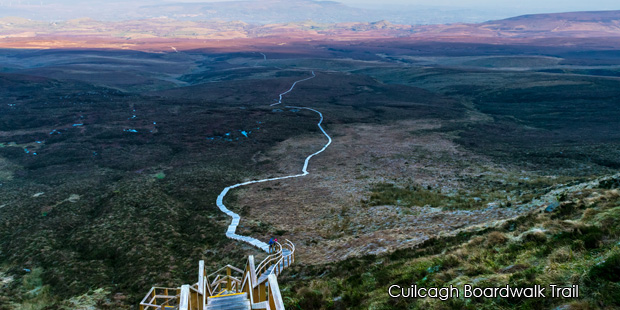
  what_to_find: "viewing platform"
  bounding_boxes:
[140,240,295,310]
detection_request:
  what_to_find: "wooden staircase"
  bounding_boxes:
[139,240,295,310]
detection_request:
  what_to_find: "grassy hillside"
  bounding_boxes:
[281,175,620,309]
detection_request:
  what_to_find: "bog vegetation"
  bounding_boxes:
[282,178,620,309]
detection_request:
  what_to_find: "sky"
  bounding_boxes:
[3,0,619,10]
[347,0,617,9]
[164,0,620,11]
[0,0,618,24]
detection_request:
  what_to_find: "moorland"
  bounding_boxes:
[0,9,619,310]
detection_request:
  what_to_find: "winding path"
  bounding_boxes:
[270,71,316,106]
[215,69,330,252]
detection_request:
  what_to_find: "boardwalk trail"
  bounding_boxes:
[215,68,330,252]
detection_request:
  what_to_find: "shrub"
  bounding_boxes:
[296,287,326,309]
[589,252,620,282]
[549,247,573,263]
[486,231,508,247]
[522,229,547,244]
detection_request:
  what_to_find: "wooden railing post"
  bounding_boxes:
[226,266,232,292]
[267,274,285,310]
[179,285,190,310]
[258,282,266,302]
[190,288,196,310]
[199,260,207,308]
[198,261,205,295]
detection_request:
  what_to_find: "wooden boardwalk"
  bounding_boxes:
[215,70,330,254]
[141,58,328,310]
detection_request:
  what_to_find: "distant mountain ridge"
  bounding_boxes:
[1,9,620,51]
[403,10,620,39]
[137,0,370,24]
[500,10,620,23]
[480,10,620,34]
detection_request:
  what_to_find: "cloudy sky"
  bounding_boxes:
[1,0,618,23]
[7,0,619,10]
[165,0,619,11]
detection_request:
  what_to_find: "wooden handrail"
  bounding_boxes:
[256,243,282,271]
[256,242,283,278]
[211,276,241,287]
[141,240,295,310]
[208,264,243,278]
[260,239,295,280]
[139,287,181,310]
